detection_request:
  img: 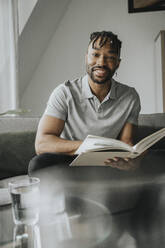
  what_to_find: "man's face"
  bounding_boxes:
[86,38,120,84]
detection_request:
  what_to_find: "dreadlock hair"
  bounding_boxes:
[89,31,122,57]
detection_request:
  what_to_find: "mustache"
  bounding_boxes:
[92,66,110,72]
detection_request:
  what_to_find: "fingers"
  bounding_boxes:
[104,157,131,163]
[104,158,118,163]
[104,157,122,168]
[104,160,117,166]
[104,157,137,171]
[123,157,130,162]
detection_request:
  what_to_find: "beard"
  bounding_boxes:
[86,65,115,85]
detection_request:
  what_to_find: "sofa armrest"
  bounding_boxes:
[0,131,36,179]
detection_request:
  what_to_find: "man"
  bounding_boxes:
[29,31,141,173]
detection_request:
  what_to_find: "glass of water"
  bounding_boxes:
[9,177,40,225]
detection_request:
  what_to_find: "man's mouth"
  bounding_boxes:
[93,67,108,77]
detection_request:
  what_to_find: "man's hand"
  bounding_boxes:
[104,122,140,170]
[104,151,147,171]
[104,157,138,170]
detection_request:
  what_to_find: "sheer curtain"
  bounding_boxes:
[0,0,19,113]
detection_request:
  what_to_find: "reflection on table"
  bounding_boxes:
[1,150,165,248]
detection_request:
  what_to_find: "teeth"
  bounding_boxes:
[95,68,106,71]
[95,69,105,74]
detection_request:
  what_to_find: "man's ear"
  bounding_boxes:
[116,58,121,70]
[85,53,88,64]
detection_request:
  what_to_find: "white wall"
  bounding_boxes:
[21,0,165,115]
[18,0,38,34]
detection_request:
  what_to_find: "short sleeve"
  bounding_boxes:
[127,88,141,125]
[44,85,68,121]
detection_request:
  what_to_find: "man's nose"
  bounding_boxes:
[97,55,106,66]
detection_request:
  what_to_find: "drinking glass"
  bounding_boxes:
[9,177,40,225]
[13,224,41,248]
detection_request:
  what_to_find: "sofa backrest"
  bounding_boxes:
[138,113,165,128]
[0,114,165,153]
[0,116,40,133]
[135,113,165,149]
[0,113,164,134]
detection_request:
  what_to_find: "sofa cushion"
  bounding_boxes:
[0,131,36,179]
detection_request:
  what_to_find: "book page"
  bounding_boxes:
[75,135,133,155]
[134,127,165,154]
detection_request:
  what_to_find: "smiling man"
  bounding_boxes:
[29,31,141,172]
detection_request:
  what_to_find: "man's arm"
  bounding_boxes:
[118,122,135,145]
[35,115,82,155]
[104,122,136,166]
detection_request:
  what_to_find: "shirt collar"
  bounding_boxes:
[81,74,117,100]
[82,75,93,99]
[109,78,117,99]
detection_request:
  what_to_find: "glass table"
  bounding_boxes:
[1,150,165,248]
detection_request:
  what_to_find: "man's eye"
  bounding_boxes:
[92,53,99,57]
[107,56,116,62]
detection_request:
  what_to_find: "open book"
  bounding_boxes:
[70,128,165,166]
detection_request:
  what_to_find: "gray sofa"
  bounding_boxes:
[0,113,165,180]
[0,117,40,179]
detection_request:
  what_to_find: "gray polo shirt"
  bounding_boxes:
[44,75,141,140]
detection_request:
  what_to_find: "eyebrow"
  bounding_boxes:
[92,47,117,54]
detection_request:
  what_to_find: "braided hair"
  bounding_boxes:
[89,31,122,57]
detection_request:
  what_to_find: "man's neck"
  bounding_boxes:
[88,76,112,102]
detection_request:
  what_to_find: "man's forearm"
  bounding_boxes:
[35,134,82,155]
